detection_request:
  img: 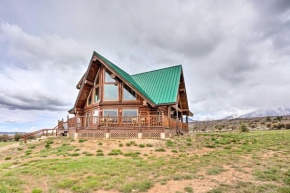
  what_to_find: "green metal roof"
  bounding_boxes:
[131,66,182,105]
[93,51,182,105]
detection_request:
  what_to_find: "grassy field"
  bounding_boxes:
[0,130,289,193]
[0,141,16,147]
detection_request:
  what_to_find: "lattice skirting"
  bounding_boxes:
[110,133,138,139]
[142,133,161,138]
[78,132,105,139]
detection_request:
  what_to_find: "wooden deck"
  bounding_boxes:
[66,115,188,131]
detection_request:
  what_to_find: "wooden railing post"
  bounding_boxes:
[162,112,165,132]
[76,113,80,130]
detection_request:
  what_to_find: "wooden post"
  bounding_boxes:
[76,113,80,130]
[162,112,165,132]
[176,103,179,136]
[139,111,141,133]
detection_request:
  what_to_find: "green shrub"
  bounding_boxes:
[108,149,122,155]
[184,186,193,193]
[172,149,178,153]
[74,149,80,151]
[96,149,102,152]
[119,143,123,147]
[17,147,23,151]
[266,117,271,122]
[70,153,80,157]
[28,145,36,149]
[78,139,86,143]
[186,143,192,146]
[146,144,153,147]
[31,189,43,193]
[96,152,104,156]
[98,142,103,145]
[5,156,11,160]
[286,123,290,130]
[139,144,145,148]
[46,140,54,145]
[45,144,50,149]
[186,138,192,142]
[240,123,249,132]
[166,140,174,147]
[126,142,131,147]
[14,133,23,141]
[155,148,166,152]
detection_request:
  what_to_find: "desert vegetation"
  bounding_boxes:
[0,130,289,193]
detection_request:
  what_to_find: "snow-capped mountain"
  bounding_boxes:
[239,106,290,118]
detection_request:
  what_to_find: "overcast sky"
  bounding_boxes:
[0,0,290,132]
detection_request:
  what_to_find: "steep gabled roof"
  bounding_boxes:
[94,52,183,105]
[94,52,156,105]
[131,65,182,105]
[71,51,188,113]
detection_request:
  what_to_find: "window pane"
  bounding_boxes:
[88,92,92,105]
[104,84,118,101]
[103,109,118,116]
[105,70,116,82]
[95,87,99,102]
[94,71,99,85]
[123,109,138,123]
[123,84,136,101]
[123,109,138,116]
[93,110,99,124]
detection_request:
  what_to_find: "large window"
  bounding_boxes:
[103,109,118,123]
[103,109,118,116]
[95,87,99,102]
[92,110,99,124]
[104,69,119,101]
[123,84,136,101]
[123,109,138,123]
[87,91,92,106]
[104,84,118,101]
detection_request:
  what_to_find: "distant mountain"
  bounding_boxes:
[183,117,196,122]
[239,106,290,118]
[0,132,27,135]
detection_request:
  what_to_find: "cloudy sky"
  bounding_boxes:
[0,0,290,132]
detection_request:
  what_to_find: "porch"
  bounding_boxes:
[63,115,188,139]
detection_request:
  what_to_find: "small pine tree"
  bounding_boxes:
[240,123,249,132]
[266,117,271,122]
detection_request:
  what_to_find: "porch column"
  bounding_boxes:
[176,103,179,135]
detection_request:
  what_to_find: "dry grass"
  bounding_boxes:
[0,130,289,193]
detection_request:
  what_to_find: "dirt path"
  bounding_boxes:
[0,143,20,153]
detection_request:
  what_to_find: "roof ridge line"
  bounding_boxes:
[131,64,182,76]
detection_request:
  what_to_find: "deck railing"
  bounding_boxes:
[67,115,188,131]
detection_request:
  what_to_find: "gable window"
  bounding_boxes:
[104,69,119,101]
[104,84,118,101]
[94,70,100,103]
[105,69,116,82]
[87,91,92,106]
[95,87,99,102]
[123,84,136,101]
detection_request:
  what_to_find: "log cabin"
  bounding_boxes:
[64,51,193,139]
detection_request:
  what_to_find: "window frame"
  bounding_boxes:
[103,69,119,101]
[122,109,138,123]
[123,83,137,101]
